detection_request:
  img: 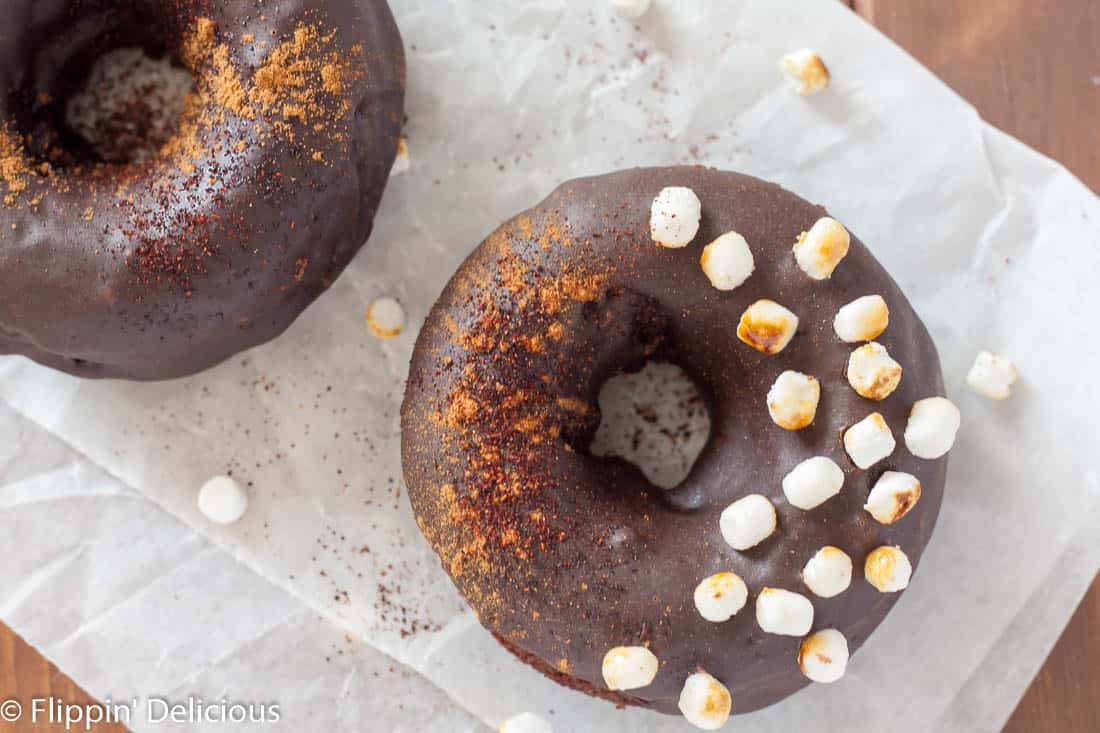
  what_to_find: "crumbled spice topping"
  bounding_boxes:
[0,127,30,205]
[0,13,369,299]
[405,202,642,626]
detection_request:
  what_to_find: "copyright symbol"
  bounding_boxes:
[0,699,21,722]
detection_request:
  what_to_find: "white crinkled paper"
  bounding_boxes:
[0,404,483,732]
[2,1,1099,731]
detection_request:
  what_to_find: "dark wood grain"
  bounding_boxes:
[1003,589,1100,732]
[854,0,1100,192]
[0,3,1097,732]
[0,622,127,732]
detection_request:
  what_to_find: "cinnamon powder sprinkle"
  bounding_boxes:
[2,15,365,209]
[0,126,30,205]
[409,206,617,618]
[180,16,364,159]
[1,14,369,301]
[209,46,252,119]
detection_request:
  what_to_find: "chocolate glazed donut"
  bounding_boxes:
[0,0,404,380]
[402,167,949,717]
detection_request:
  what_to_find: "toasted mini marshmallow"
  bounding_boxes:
[846,342,903,400]
[864,471,922,524]
[610,0,651,20]
[843,412,896,469]
[802,546,853,598]
[966,351,1018,400]
[700,231,755,291]
[793,217,850,280]
[799,629,849,683]
[694,572,749,623]
[780,49,831,95]
[198,475,248,525]
[904,397,961,459]
[767,371,820,430]
[834,295,889,342]
[782,456,844,510]
[737,299,799,355]
[678,672,731,730]
[367,297,406,339]
[390,136,410,176]
[719,494,777,551]
[756,587,814,636]
[865,545,912,592]
[602,646,659,690]
[650,186,702,248]
[498,713,553,733]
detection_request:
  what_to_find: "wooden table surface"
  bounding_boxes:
[1,1,1098,731]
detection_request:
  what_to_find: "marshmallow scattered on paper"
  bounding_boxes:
[0,403,483,732]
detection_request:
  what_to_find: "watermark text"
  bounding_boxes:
[0,696,281,729]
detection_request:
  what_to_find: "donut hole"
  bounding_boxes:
[64,47,193,164]
[590,361,711,489]
[10,11,194,168]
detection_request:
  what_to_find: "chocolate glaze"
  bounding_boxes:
[0,0,405,380]
[402,167,947,716]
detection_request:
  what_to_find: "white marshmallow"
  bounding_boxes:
[498,713,552,733]
[782,456,844,510]
[610,0,651,20]
[650,186,702,248]
[197,475,248,525]
[864,471,922,525]
[738,299,799,355]
[755,587,815,636]
[602,646,659,691]
[367,297,406,339]
[799,629,849,683]
[767,371,820,430]
[793,217,850,280]
[843,412,896,469]
[677,672,731,731]
[904,397,961,459]
[780,49,831,95]
[846,342,903,400]
[693,572,749,623]
[966,351,1018,400]
[390,136,410,176]
[719,494,777,551]
[700,231,755,291]
[802,546,853,598]
[834,295,889,342]
[865,545,912,592]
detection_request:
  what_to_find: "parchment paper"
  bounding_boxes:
[2,1,1099,731]
[0,403,482,732]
